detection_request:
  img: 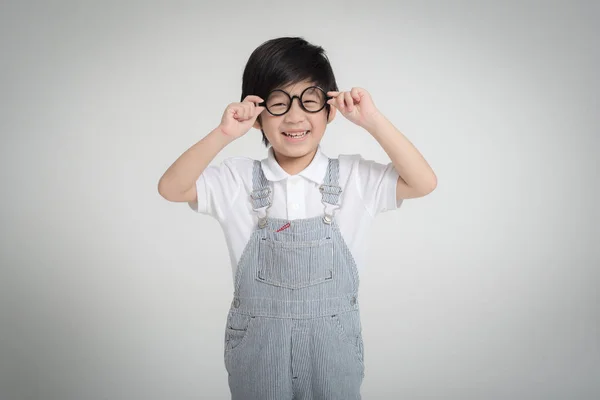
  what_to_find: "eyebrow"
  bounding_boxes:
[274,82,318,92]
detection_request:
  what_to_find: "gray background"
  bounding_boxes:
[1,0,598,399]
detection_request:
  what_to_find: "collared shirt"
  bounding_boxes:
[189,145,402,279]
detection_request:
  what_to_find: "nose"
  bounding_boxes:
[283,98,306,123]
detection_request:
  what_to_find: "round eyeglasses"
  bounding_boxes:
[258,86,331,116]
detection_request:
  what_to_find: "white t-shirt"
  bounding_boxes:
[189,145,402,279]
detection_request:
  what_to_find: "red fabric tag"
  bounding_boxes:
[276,222,291,232]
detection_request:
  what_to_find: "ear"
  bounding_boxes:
[253,115,262,129]
[327,106,337,124]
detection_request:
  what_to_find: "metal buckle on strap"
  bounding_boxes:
[252,205,270,228]
[322,202,340,224]
[319,184,341,224]
[318,184,342,195]
[250,187,271,229]
[251,187,271,201]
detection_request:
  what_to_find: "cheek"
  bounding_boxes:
[261,119,283,138]
[308,115,328,132]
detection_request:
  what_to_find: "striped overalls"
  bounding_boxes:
[223,158,364,399]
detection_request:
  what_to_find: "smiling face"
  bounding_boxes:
[254,80,336,161]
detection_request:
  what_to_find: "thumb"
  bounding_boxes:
[253,105,265,118]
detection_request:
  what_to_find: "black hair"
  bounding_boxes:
[241,37,338,147]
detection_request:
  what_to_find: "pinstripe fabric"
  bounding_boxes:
[224,158,364,400]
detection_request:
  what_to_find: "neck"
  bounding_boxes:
[272,148,318,175]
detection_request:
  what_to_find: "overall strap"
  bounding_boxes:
[319,158,342,224]
[250,160,271,228]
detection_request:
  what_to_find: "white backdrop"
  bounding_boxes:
[1,1,599,399]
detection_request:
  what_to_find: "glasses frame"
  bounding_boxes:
[258,85,332,116]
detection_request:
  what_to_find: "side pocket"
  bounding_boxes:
[224,312,255,353]
[330,311,364,366]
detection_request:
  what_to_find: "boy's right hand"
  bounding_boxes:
[219,95,265,139]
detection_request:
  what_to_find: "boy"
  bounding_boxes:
[158,37,436,400]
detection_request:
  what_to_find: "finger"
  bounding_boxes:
[338,92,346,111]
[230,105,242,120]
[234,104,246,121]
[247,103,264,120]
[247,102,257,119]
[327,92,342,110]
[243,95,264,104]
[243,103,253,120]
[253,105,265,118]
[234,104,250,121]
[338,92,351,112]
[327,91,340,106]
[345,92,354,112]
[248,103,262,119]
[351,87,361,102]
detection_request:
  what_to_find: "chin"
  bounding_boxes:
[272,142,318,158]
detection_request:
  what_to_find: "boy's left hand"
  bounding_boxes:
[327,87,381,129]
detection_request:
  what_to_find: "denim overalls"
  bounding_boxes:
[223,158,364,399]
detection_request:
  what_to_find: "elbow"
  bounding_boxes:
[426,173,437,194]
[157,177,175,201]
[157,178,168,199]
[158,177,195,203]
[416,174,437,197]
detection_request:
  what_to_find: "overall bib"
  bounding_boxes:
[224,158,364,400]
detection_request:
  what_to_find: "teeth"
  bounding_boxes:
[283,131,308,137]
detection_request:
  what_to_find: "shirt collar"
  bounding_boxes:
[260,145,329,184]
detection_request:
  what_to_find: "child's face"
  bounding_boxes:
[254,80,335,159]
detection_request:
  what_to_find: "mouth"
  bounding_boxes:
[281,130,310,140]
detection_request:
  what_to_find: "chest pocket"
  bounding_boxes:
[257,237,334,289]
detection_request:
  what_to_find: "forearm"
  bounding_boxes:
[364,112,437,193]
[158,127,234,198]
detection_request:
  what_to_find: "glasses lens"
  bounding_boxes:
[301,87,326,112]
[266,91,290,115]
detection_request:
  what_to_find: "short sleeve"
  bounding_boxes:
[188,157,252,220]
[354,156,402,216]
